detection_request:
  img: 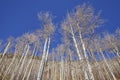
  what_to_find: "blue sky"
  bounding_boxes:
[0,0,120,40]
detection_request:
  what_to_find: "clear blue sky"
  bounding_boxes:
[0,0,120,40]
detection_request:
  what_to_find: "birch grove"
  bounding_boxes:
[0,3,120,80]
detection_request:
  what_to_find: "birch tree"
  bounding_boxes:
[62,3,104,80]
[95,36,117,80]
[10,33,30,80]
[0,37,14,64]
[37,12,55,80]
[22,33,39,80]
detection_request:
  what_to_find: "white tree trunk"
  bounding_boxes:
[70,26,82,60]
[44,38,50,80]
[22,45,36,80]
[100,49,117,80]
[10,44,28,80]
[45,38,50,63]
[2,46,18,80]
[0,42,11,64]
[90,49,106,80]
[52,56,55,80]
[78,25,94,80]
[37,38,48,80]
[26,48,38,80]
[71,70,75,80]
[60,56,64,80]
[16,44,30,80]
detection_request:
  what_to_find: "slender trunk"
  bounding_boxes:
[113,49,120,65]
[105,51,119,73]
[26,48,38,80]
[60,56,64,80]
[54,64,57,80]
[22,45,36,80]
[0,42,11,64]
[100,49,117,80]
[37,38,48,80]
[89,49,106,80]
[45,38,50,63]
[16,44,30,80]
[71,70,75,80]
[45,38,50,80]
[78,29,94,80]
[66,57,69,80]
[110,40,120,64]
[103,62,112,80]
[70,25,82,60]
[2,45,18,80]
[52,54,55,80]
[10,44,28,80]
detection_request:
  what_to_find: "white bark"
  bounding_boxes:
[90,49,105,80]
[0,42,11,64]
[37,38,48,80]
[10,44,28,80]
[52,55,55,80]
[22,45,36,80]
[16,44,30,80]
[70,26,82,60]
[60,56,64,80]
[45,38,50,63]
[77,24,94,80]
[71,70,75,80]
[100,49,117,80]
[44,38,50,80]
[26,48,38,80]
[84,70,89,80]
[2,46,17,80]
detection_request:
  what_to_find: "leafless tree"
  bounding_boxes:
[62,4,104,80]
[0,3,120,80]
[37,12,55,80]
[0,37,14,64]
